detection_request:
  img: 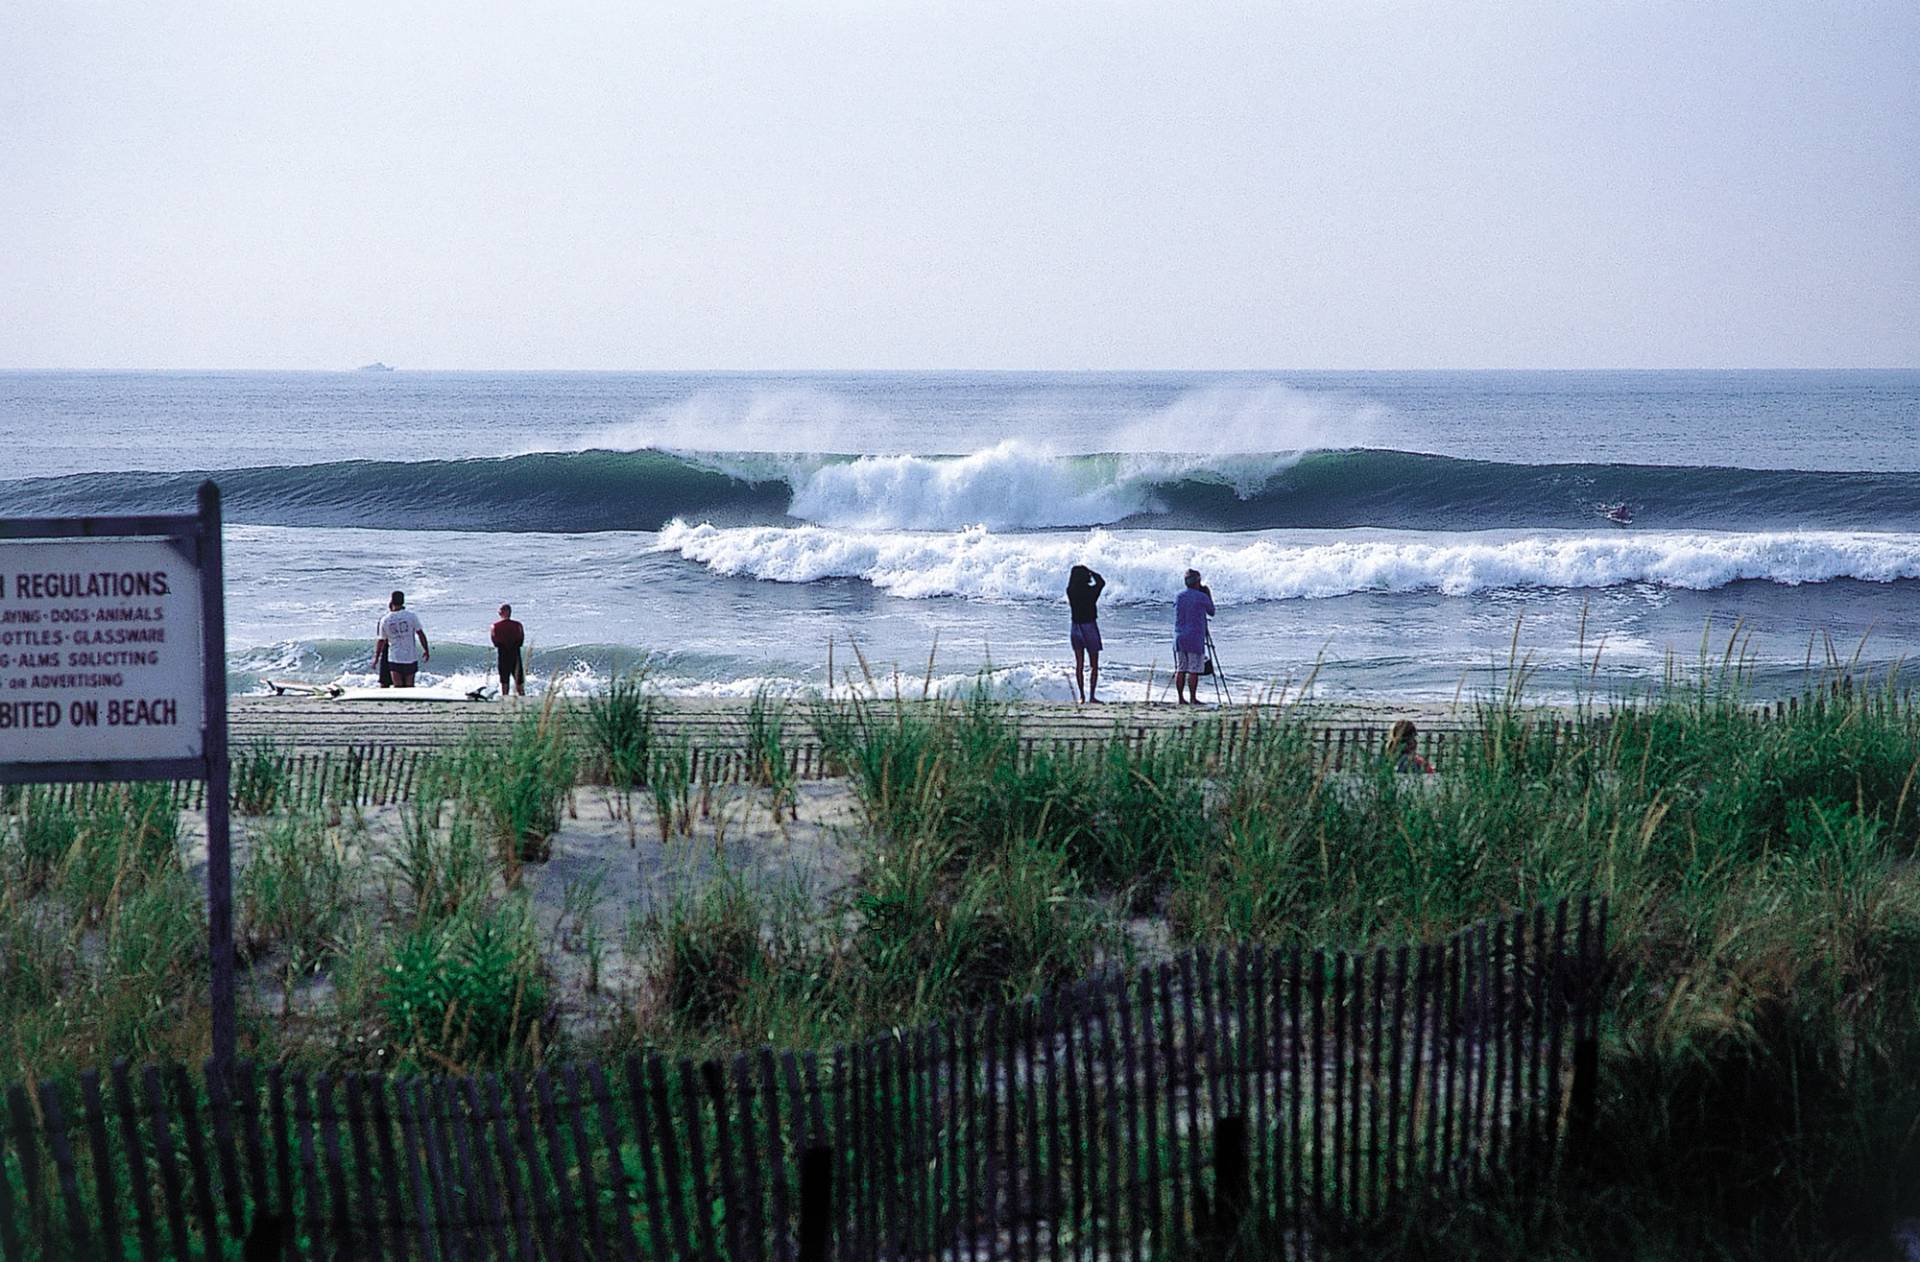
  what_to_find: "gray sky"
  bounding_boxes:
[2,2,1915,370]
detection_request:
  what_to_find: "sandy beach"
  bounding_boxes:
[182,781,868,1040]
[197,692,1503,1042]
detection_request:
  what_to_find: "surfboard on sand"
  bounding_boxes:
[265,679,343,697]
[264,679,493,702]
[333,686,494,702]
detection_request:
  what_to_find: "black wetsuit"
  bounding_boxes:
[491,618,526,691]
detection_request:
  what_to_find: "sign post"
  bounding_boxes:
[0,482,234,1065]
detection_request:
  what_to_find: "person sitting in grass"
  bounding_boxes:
[1388,719,1435,773]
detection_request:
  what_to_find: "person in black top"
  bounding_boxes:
[1067,565,1106,703]
[491,603,527,697]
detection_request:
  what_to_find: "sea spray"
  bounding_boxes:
[550,379,1386,460]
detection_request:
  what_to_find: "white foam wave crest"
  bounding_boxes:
[512,380,1388,531]
[654,523,1920,602]
[775,441,1298,530]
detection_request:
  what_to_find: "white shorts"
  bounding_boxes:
[1174,649,1207,674]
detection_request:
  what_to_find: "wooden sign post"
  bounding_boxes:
[0,482,234,1065]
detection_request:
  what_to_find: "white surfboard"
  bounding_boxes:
[264,679,345,698]
[263,679,491,702]
[331,686,494,703]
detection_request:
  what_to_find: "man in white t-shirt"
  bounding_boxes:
[375,590,430,688]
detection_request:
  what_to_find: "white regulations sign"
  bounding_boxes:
[0,537,206,764]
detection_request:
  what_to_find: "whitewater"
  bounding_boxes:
[4,369,1918,702]
[653,523,1920,602]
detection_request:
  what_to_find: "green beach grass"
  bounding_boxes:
[2,671,1916,1257]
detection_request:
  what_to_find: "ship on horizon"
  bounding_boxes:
[357,361,395,372]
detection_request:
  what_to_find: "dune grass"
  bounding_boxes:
[1,673,1916,1256]
[443,698,577,874]
[0,783,210,1074]
[581,666,658,785]
[767,680,1920,1258]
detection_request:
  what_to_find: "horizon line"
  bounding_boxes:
[4,364,1918,375]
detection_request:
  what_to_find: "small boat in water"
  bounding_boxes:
[357,362,395,372]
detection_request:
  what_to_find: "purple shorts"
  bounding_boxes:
[1070,621,1102,653]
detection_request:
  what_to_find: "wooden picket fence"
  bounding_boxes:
[6,681,1910,816]
[0,718,1731,816]
[0,897,1608,1261]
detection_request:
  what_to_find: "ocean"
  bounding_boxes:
[3,370,1917,703]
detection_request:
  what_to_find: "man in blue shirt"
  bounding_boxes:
[1173,568,1215,704]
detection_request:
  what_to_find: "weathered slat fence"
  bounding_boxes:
[0,897,1607,1261]
[5,682,1907,816]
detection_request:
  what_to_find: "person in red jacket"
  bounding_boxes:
[1387,719,1435,773]
[491,603,527,697]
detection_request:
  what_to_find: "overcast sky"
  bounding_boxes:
[2,2,1915,370]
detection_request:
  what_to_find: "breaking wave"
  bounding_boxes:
[3,446,1917,533]
[653,523,1920,602]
